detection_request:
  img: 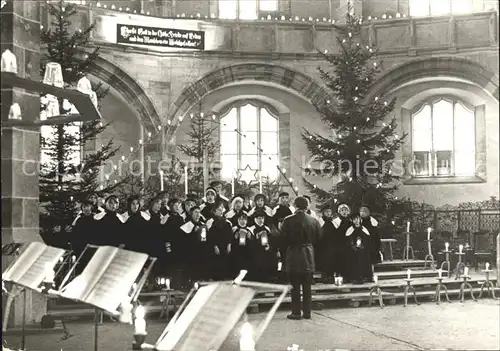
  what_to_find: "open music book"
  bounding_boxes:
[57,246,149,315]
[2,242,66,292]
[155,283,256,351]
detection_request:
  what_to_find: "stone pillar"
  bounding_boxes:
[1,0,47,327]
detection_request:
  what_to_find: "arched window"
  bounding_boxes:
[411,98,475,178]
[219,102,279,181]
[409,0,473,17]
[218,0,277,20]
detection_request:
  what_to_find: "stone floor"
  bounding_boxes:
[3,299,499,351]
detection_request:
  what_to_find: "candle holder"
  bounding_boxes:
[458,274,477,303]
[403,279,420,307]
[424,239,435,270]
[440,250,451,278]
[434,277,451,305]
[132,333,147,350]
[478,269,498,299]
[402,232,415,260]
[368,282,385,308]
[454,252,466,280]
[159,288,174,320]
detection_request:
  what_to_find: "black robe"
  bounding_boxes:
[225,209,248,227]
[147,210,168,263]
[318,216,335,277]
[344,226,372,282]
[362,216,382,264]
[71,213,95,255]
[180,219,207,281]
[272,205,294,228]
[201,202,217,220]
[230,225,255,275]
[207,216,233,280]
[122,210,150,254]
[92,210,125,247]
[247,206,274,227]
[249,224,278,281]
[165,212,186,265]
[332,216,351,277]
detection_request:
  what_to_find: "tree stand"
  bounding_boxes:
[478,269,498,299]
[433,277,451,305]
[403,279,420,307]
[458,275,477,303]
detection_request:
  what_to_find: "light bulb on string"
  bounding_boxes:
[200,112,204,117]
[289,178,293,183]
[113,165,118,170]
[212,114,216,120]
[384,101,388,106]
[121,156,125,161]
[167,120,171,125]
[130,147,134,152]
[375,97,379,101]
[148,132,152,138]
[366,117,370,121]
[348,32,352,37]
[158,125,162,130]
[356,139,360,143]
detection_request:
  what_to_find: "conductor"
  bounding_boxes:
[280,196,321,320]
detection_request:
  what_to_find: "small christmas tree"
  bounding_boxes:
[178,111,219,196]
[39,0,125,241]
[302,8,407,213]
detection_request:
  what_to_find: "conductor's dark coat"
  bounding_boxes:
[92,210,126,247]
[121,210,150,254]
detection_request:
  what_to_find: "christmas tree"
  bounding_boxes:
[178,111,220,196]
[302,8,407,213]
[39,0,124,242]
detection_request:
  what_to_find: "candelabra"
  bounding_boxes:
[458,274,477,303]
[434,277,451,305]
[440,250,451,278]
[403,279,420,307]
[454,252,466,280]
[368,281,385,308]
[424,239,435,270]
[478,269,498,299]
[402,231,415,261]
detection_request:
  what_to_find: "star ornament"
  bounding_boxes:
[237,165,259,184]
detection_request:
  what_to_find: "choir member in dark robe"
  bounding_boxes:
[181,194,198,222]
[317,205,335,282]
[344,214,372,284]
[158,191,170,216]
[248,194,274,227]
[249,209,278,282]
[272,192,295,230]
[360,204,382,265]
[225,196,248,227]
[86,193,105,214]
[93,195,126,247]
[200,187,218,220]
[210,180,230,211]
[71,200,95,274]
[145,197,169,276]
[331,203,352,279]
[165,198,186,287]
[206,201,233,280]
[303,195,320,221]
[121,195,151,254]
[242,196,252,213]
[180,206,207,282]
[230,213,255,278]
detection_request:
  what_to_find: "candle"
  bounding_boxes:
[159,170,164,191]
[406,269,411,280]
[486,262,490,271]
[258,172,263,194]
[239,322,255,351]
[239,231,246,246]
[261,233,268,246]
[406,221,410,232]
[165,279,170,290]
[200,227,207,241]
[44,263,55,283]
[194,282,199,289]
[427,227,431,240]
[459,244,463,254]
[184,166,188,195]
[58,257,63,263]
[356,238,361,247]
[438,269,442,278]
[134,306,146,335]
[445,242,449,251]
[373,275,378,284]
[160,277,165,286]
[231,170,235,195]
[277,262,282,271]
[464,267,469,277]
[71,255,76,263]
[119,298,133,324]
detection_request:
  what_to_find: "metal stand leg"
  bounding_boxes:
[402,232,414,260]
[454,254,465,280]
[403,280,420,307]
[424,240,435,270]
[21,289,26,350]
[94,308,99,351]
[440,251,451,278]
[478,271,499,299]
[459,276,477,303]
[388,243,394,261]
[368,285,385,308]
[434,278,451,305]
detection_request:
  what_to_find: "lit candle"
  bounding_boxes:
[258,171,263,194]
[231,170,235,195]
[406,269,411,280]
[200,227,207,241]
[373,275,378,284]
[427,227,431,240]
[44,263,55,283]
[160,277,165,286]
[159,170,164,191]
[119,298,133,324]
[459,245,463,254]
[184,166,188,195]
[165,279,170,290]
[356,238,361,247]
[134,306,147,335]
[194,282,199,289]
[239,322,255,351]
[445,242,449,251]
[261,233,268,246]
[239,231,246,246]
[485,262,490,271]
[438,269,442,278]
[277,262,282,271]
[71,255,76,263]
[406,221,410,233]
[464,267,469,277]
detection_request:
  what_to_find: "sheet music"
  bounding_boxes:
[17,246,65,290]
[2,243,40,283]
[84,248,149,314]
[156,284,255,351]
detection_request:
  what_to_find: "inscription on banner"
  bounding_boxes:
[117,24,205,50]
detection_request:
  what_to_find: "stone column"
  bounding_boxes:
[1,0,47,327]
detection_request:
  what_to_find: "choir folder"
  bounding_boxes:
[56,246,149,315]
[154,283,256,351]
[2,242,66,291]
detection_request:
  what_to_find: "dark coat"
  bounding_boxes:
[122,211,150,254]
[71,213,96,254]
[92,210,125,247]
[361,216,381,264]
[280,211,321,273]
[344,226,373,281]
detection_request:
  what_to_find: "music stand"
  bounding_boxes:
[51,245,156,351]
[2,242,68,349]
[143,275,290,351]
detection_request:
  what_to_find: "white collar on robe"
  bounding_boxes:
[346,226,370,236]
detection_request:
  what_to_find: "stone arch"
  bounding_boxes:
[371,57,499,102]
[88,56,161,133]
[164,63,328,141]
